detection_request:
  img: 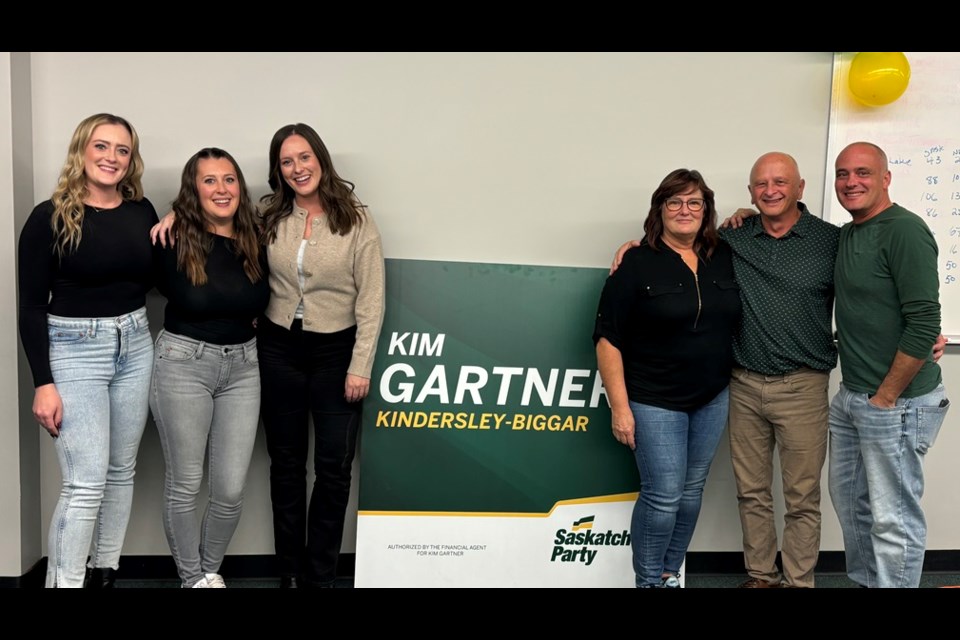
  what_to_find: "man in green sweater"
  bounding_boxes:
[830,141,949,588]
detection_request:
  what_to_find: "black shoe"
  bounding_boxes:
[84,567,116,589]
[279,575,298,588]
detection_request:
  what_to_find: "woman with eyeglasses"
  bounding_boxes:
[593,168,741,588]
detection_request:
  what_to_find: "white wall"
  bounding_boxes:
[8,52,955,573]
[0,53,23,576]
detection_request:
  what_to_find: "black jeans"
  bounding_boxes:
[257,317,361,584]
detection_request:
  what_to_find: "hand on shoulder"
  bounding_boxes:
[610,239,642,275]
[719,208,758,230]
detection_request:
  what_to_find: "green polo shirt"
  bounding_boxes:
[719,203,840,375]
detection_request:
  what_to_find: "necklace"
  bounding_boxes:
[87,200,122,213]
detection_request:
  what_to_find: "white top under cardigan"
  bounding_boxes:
[264,204,385,378]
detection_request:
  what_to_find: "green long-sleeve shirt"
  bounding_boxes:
[835,204,942,397]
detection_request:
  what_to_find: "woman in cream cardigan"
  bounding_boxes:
[257,123,385,588]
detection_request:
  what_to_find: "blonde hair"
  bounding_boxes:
[50,113,145,256]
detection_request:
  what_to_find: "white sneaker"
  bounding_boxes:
[660,574,681,588]
[204,573,227,588]
[186,577,210,588]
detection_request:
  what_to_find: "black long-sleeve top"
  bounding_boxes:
[18,199,159,387]
[153,233,270,345]
[593,238,742,411]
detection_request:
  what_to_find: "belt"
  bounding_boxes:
[735,367,825,382]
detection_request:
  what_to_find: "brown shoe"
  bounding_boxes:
[738,577,780,588]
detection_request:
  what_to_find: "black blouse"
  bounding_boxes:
[154,233,270,345]
[593,238,742,411]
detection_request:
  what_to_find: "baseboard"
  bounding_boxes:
[4,550,958,586]
[685,549,960,575]
[1,557,46,588]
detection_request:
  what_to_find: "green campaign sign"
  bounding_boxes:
[359,259,640,515]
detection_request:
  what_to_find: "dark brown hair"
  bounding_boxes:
[171,147,263,286]
[259,123,366,243]
[643,168,718,258]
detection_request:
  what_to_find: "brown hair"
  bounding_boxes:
[171,147,262,286]
[259,123,366,243]
[643,168,718,258]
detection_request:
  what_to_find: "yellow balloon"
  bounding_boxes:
[848,52,911,106]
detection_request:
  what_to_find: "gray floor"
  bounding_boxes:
[113,573,960,588]
[113,576,355,588]
[686,572,960,588]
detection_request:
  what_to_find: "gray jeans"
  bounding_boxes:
[149,330,260,586]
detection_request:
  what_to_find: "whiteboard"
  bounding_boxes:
[824,52,960,340]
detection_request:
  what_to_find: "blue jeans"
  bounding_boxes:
[828,382,950,588]
[149,330,261,587]
[629,387,729,587]
[45,308,153,588]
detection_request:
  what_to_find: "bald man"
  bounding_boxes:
[721,152,839,589]
[829,142,948,588]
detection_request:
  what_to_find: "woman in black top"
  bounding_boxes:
[149,148,270,588]
[18,113,158,588]
[594,169,741,588]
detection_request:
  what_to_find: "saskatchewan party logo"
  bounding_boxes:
[551,515,630,565]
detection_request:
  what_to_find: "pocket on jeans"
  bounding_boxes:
[858,395,907,441]
[865,395,905,413]
[916,399,949,454]
[48,328,89,345]
[156,338,198,361]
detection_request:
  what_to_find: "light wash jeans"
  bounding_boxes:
[149,330,261,587]
[45,308,153,588]
[829,382,950,588]
[629,387,729,588]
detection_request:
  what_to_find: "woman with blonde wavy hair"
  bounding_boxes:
[18,113,159,588]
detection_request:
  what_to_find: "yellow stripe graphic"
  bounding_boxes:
[358,492,638,518]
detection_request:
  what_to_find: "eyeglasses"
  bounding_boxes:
[664,198,705,212]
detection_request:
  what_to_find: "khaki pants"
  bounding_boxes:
[728,367,829,588]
